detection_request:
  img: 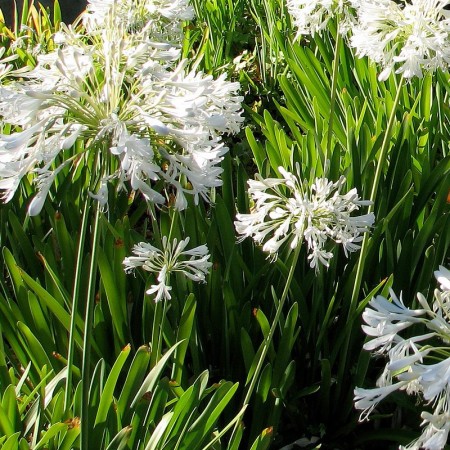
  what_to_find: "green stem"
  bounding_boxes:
[150,298,165,368]
[336,75,405,402]
[64,199,90,413]
[80,203,101,450]
[150,209,178,367]
[231,244,301,439]
[325,22,342,165]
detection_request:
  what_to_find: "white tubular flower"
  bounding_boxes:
[417,402,450,450]
[435,266,450,292]
[400,396,450,450]
[235,166,374,270]
[88,178,109,207]
[140,61,244,143]
[287,0,353,37]
[160,141,227,210]
[354,381,409,421]
[123,236,212,302]
[356,265,450,449]
[350,0,450,80]
[361,290,427,352]
[418,358,450,402]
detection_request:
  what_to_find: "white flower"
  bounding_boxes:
[350,0,450,80]
[361,290,427,352]
[235,166,374,270]
[400,396,450,450]
[418,358,450,402]
[123,236,212,302]
[354,381,409,420]
[435,266,450,292]
[83,0,194,54]
[88,178,109,207]
[287,0,353,37]
[0,1,243,214]
[356,265,450,449]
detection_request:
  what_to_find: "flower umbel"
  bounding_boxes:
[234,166,375,270]
[350,0,450,80]
[123,236,212,302]
[287,0,353,37]
[0,0,243,215]
[355,266,450,450]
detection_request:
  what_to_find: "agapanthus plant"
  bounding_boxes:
[350,0,450,80]
[355,266,450,450]
[0,0,243,215]
[234,166,375,270]
[123,236,212,302]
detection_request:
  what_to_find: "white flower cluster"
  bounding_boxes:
[355,266,450,450]
[83,0,195,59]
[123,236,212,302]
[234,166,374,270]
[350,0,450,80]
[286,0,350,37]
[287,0,450,80]
[0,0,243,215]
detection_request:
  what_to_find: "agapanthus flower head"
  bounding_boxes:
[350,0,450,80]
[83,0,194,50]
[355,265,450,449]
[123,236,212,302]
[0,0,243,215]
[287,0,354,37]
[234,165,374,270]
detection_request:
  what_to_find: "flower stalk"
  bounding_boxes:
[350,75,405,315]
[64,198,91,414]
[337,75,405,403]
[80,201,101,450]
[230,244,302,441]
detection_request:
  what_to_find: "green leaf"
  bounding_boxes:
[240,328,255,374]
[17,322,53,372]
[7,211,38,277]
[182,381,239,450]
[0,432,21,450]
[117,345,151,419]
[1,385,20,434]
[249,427,274,450]
[131,341,182,408]
[245,127,267,174]
[19,268,83,347]
[0,401,15,438]
[162,371,209,445]
[105,426,133,450]
[98,248,128,345]
[172,294,196,384]
[95,344,131,426]
[145,411,174,450]
[34,423,68,449]
[272,303,298,386]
